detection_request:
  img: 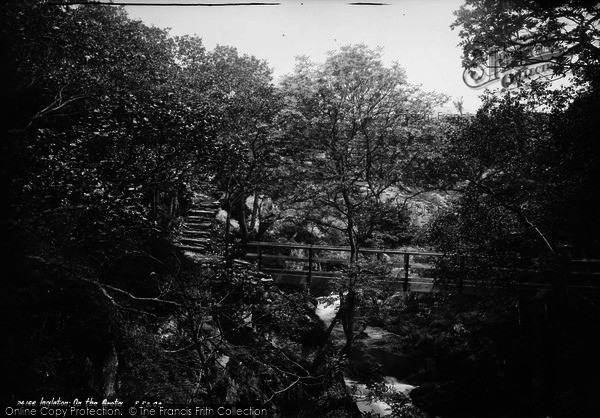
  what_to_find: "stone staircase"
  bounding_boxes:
[175,193,274,283]
[175,194,220,257]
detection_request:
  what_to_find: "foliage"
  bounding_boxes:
[425,82,600,290]
[10,1,599,416]
[276,45,447,259]
[374,289,600,418]
[318,259,396,360]
[200,46,282,244]
[3,2,217,268]
[1,3,357,415]
[362,381,425,418]
[3,237,349,411]
[452,0,600,86]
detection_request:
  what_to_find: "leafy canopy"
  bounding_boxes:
[452,0,600,86]
[277,45,446,255]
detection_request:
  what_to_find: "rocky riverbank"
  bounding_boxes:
[316,295,424,417]
[316,290,600,417]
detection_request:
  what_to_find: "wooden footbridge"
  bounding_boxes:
[244,241,600,296]
[174,204,599,297]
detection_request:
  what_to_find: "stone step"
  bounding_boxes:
[193,196,218,202]
[186,219,212,225]
[188,209,214,216]
[184,219,212,225]
[187,215,213,221]
[181,230,211,237]
[182,230,212,237]
[185,214,212,220]
[181,235,211,242]
[180,237,211,245]
[183,227,212,232]
[194,204,219,210]
[182,228,212,235]
[175,243,209,253]
[175,193,219,257]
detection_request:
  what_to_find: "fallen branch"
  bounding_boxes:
[80,277,182,307]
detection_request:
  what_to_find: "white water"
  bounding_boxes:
[344,376,415,416]
[315,295,340,327]
[315,295,416,416]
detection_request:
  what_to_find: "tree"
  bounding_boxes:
[278,45,447,261]
[437,7,600,414]
[427,84,600,284]
[3,2,218,259]
[272,45,446,358]
[423,86,600,416]
[452,0,600,86]
[2,1,218,399]
[3,0,216,399]
[184,45,282,257]
[445,0,600,263]
[2,5,361,413]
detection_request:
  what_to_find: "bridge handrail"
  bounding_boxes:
[247,241,443,291]
[245,241,599,294]
[247,241,443,257]
[571,259,600,263]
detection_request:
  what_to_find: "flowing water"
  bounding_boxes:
[316,295,416,416]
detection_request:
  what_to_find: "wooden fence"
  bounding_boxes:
[244,242,600,296]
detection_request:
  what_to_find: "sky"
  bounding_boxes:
[124,0,488,113]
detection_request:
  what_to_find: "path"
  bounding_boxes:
[175,193,219,262]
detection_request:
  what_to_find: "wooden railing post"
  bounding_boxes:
[257,244,263,271]
[458,255,464,294]
[403,253,410,292]
[308,245,314,286]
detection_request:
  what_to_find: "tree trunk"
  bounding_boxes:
[249,191,260,235]
[348,223,358,264]
[339,287,357,356]
[224,199,232,267]
[101,344,119,398]
[343,190,358,263]
[85,343,119,398]
[171,189,179,217]
[237,196,249,243]
[151,187,157,221]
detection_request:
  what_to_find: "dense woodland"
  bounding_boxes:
[2,1,600,417]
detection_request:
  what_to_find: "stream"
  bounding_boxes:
[315,295,417,416]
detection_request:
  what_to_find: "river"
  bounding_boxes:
[315,295,417,416]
